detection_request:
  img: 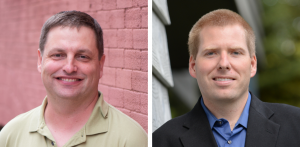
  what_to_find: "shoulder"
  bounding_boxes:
[107,104,147,147]
[264,102,300,120]
[1,106,40,133]
[0,106,40,146]
[154,113,188,135]
[153,113,190,147]
[260,102,300,145]
[251,94,300,121]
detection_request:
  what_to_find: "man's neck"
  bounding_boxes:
[44,92,99,147]
[203,92,249,131]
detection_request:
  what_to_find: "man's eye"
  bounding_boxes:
[52,54,64,58]
[77,55,90,60]
[79,55,87,58]
[206,52,215,56]
[233,51,240,55]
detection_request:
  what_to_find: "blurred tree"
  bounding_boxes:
[259,0,300,107]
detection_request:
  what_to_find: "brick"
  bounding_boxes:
[124,90,141,111]
[116,69,132,89]
[103,0,117,10]
[49,1,68,15]
[27,31,40,44]
[110,9,124,29]
[133,29,147,49]
[103,29,118,48]
[102,67,116,86]
[28,18,42,31]
[132,71,147,93]
[117,29,133,48]
[109,87,124,108]
[28,3,38,18]
[124,50,140,70]
[90,0,103,11]
[76,0,91,12]
[95,11,110,29]
[117,0,132,8]
[140,51,147,72]
[125,8,141,28]
[133,0,147,7]
[140,93,147,114]
[33,3,48,17]
[109,49,124,68]
[141,7,148,28]
[66,0,78,10]
[130,112,148,132]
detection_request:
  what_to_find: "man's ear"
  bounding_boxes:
[250,55,257,78]
[189,55,197,78]
[37,49,42,73]
[99,54,106,79]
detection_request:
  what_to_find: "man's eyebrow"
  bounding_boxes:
[48,48,65,53]
[77,49,93,55]
[228,45,245,49]
[228,47,247,52]
[202,47,219,52]
[48,48,93,54]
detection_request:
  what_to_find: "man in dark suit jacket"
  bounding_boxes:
[153,9,300,147]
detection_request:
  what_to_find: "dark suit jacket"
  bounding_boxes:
[153,93,300,147]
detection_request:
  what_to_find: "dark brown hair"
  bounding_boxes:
[39,11,104,59]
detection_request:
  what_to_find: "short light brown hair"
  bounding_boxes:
[188,9,255,59]
[39,11,104,59]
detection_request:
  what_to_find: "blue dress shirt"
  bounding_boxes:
[201,92,251,147]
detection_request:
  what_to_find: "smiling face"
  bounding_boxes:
[38,26,105,100]
[189,24,257,103]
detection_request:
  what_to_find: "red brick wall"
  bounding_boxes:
[0,0,148,132]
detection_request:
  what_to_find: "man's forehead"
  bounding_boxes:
[43,26,97,51]
[198,24,247,45]
[199,24,245,35]
[197,24,249,52]
[47,25,93,35]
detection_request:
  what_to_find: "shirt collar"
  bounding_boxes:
[85,92,109,135]
[236,92,251,128]
[201,92,252,129]
[29,96,47,132]
[29,91,109,135]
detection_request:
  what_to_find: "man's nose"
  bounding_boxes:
[63,57,77,74]
[218,52,231,70]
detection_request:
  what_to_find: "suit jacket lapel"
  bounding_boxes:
[245,94,280,147]
[179,99,218,147]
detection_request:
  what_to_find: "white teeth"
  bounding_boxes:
[61,78,78,82]
[215,78,233,81]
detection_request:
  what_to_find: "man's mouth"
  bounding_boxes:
[56,77,82,82]
[213,78,235,81]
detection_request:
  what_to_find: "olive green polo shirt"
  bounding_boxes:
[0,92,148,147]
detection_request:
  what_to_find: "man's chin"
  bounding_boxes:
[210,90,247,102]
[50,90,82,100]
[208,92,237,101]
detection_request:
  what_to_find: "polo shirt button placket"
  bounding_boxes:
[227,140,232,144]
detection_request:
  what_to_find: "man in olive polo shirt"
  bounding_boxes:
[0,11,147,147]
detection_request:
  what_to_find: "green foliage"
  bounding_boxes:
[259,0,300,107]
